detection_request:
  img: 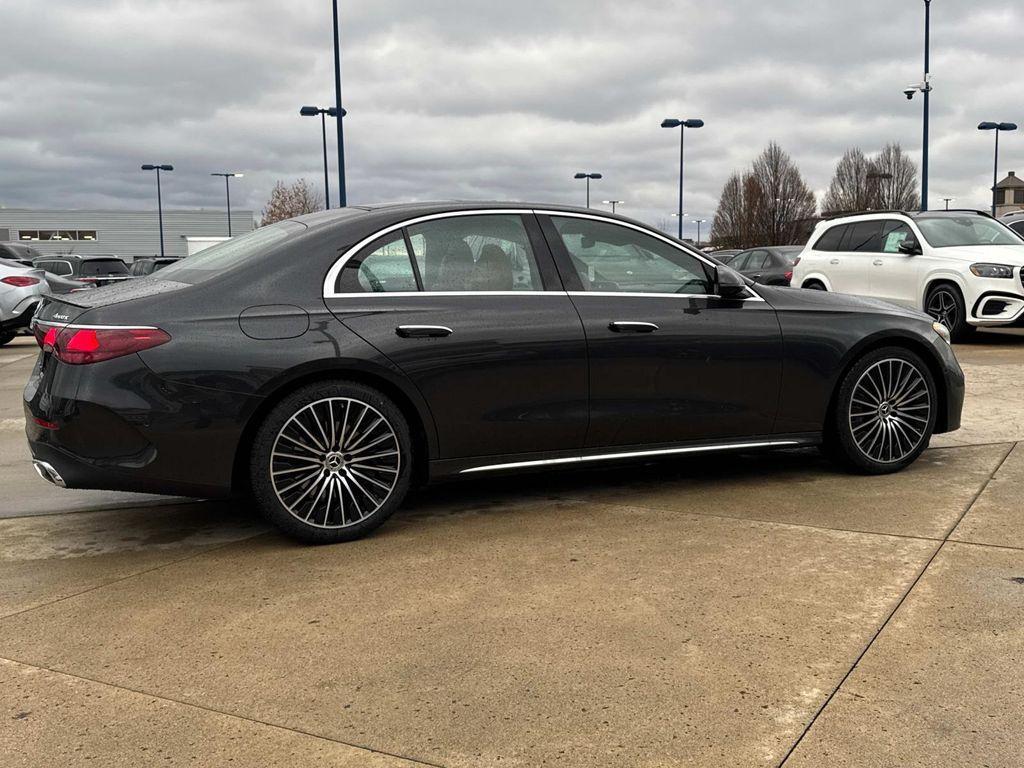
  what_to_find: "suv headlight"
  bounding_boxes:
[932,321,951,344]
[969,263,1015,278]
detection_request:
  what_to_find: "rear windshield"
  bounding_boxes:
[156,220,307,284]
[777,247,803,264]
[81,259,129,276]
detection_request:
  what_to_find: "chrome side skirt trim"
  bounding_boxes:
[459,440,802,474]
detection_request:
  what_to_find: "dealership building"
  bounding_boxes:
[0,209,255,260]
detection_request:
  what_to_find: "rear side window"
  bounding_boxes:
[406,214,542,292]
[845,221,883,252]
[336,234,418,293]
[1009,221,1024,237]
[81,259,128,276]
[813,224,846,252]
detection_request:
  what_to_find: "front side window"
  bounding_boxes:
[552,217,713,295]
[915,216,1023,247]
[880,221,914,253]
[336,234,418,293]
[406,214,541,292]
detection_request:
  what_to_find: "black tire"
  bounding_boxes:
[925,283,974,342]
[828,346,937,475]
[803,280,827,291]
[249,380,412,543]
[0,331,15,347]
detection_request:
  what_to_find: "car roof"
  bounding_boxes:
[289,200,657,234]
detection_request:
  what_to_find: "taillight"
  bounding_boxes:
[43,326,170,364]
[784,271,793,283]
[1,276,40,287]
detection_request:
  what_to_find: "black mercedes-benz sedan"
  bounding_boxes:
[24,203,964,543]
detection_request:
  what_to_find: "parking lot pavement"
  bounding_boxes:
[1,331,1023,767]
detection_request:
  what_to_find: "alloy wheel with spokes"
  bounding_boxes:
[251,382,411,542]
[830,347,937,474]
[848,358,931,464]
[926,288,958,329]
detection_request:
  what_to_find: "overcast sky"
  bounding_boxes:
[1,0,1021,234]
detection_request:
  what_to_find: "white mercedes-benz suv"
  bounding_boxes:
[793,210,1024,340]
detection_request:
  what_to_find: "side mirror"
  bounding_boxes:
[715,266,748,299]
[898,238,922,256]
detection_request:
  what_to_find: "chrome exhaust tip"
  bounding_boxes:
[32,460,66,488]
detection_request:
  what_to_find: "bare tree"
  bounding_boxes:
[260,179,324,225]
[709,173,748,249]
[822,148,874,214]
[872,143,918,210]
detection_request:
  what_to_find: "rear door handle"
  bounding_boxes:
[872,259,884,266]
[829,258,840,265]
[609,321,659,333]
[396,325,453,338]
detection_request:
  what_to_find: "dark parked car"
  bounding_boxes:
[25,203,964,543]
[707,249,742,264]
[0,242,46,266]
[31,254,131,287]
[129,257,181,276]
[728,246,804,285]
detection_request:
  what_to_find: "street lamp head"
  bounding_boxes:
[574,172,587,179]
[602,200,623,205]
[141,164,173,171]
[574,172,601,179]
[211,172,243,178]
[661,118,682,128]
[300,106,321,116]
[682,119,705,129]
[978,122,999,131]
[999,122,1018,132]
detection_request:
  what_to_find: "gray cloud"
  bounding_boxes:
[0,0,1021,234]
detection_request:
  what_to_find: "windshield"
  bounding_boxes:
[915,216,1024,248]
[156,221,307,283]
[81,259,128,276]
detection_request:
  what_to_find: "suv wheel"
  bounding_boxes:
[250,381,412,543]
[828,346,937,474]
[925,283,973,342]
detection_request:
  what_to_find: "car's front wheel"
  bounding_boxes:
[250,381,412,543]
[0,331,15,347]
[925,283,974,342]
[828,346,937,474]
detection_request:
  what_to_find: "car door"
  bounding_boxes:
[740,249,770,283]
[869,220,922,308]
[324,211,589,460]
[539,212,782,448]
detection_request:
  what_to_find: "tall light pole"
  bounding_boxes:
[141,164,173,258]
[661,118,704,238]
[300,106,339,208]
[574,172,602,207]
[904,1,932,211]
[694,218,707,246]
[210,172,242,236]
[332,0,347,207]
[602,199,624,213]
[978,122,1018,216]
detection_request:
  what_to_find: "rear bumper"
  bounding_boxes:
[23,352,259,499]
[1,300,41,332]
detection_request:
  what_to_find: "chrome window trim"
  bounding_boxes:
[326,290,557,298]
[321,207,764,302]
[459,439,802,474]
[568,291,762,302]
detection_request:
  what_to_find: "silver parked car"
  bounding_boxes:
[0,258,48,345]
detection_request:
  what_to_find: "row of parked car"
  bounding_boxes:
[0,243,179,345]
[707,208,1024,341]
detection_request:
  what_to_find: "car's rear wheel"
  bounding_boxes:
[828,346,937,474]
[925,283,974,342]
[250,381,412,543]
[802,280,826,291]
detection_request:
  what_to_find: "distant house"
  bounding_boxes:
[995,171,1024,216]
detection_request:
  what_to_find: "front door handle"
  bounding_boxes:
[872,259,884,266]
[396,325,453,338]
[609,321,659,333]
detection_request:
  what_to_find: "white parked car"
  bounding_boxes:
[793,210,1024,340]
[0,258,48,346]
